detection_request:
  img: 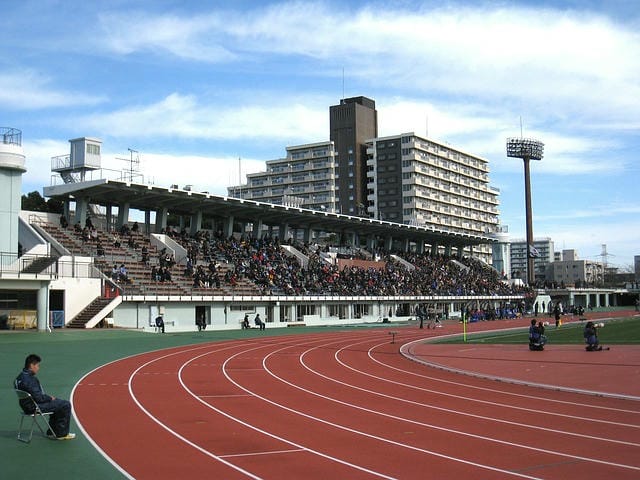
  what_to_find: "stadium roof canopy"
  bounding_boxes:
[44,179,496,248]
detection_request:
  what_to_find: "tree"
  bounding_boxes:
[21,190,63,214]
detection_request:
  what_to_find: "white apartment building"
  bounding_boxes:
[228,141,337,212]
[366,133,500,260]
[547,249,604,286]
[510,237,554,282]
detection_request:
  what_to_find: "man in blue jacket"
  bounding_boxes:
[15,354,75,440]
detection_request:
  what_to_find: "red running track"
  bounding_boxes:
[72,327,640,479]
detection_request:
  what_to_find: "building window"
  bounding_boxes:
[87,144,100,155]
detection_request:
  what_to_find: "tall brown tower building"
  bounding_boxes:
[329,96,377,215]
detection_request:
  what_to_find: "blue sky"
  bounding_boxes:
[2,0,639,269]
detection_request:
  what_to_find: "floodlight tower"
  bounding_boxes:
[506,137,544,286]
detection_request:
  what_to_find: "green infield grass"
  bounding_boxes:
[433,316,640,345]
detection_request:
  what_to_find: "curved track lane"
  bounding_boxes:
[73,328,640,479]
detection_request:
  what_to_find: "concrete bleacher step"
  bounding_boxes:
[67,297,112,328]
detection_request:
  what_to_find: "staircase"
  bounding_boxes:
[20,255,59,274]
[67,297,112,328]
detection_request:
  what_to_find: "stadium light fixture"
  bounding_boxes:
[506,137,544,286]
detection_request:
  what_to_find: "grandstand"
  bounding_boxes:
[0,174,526,332]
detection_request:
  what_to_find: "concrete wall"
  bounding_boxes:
[50,276,101,323]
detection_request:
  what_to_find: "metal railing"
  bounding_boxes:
[0,252,101,279]
[1,127,22,146]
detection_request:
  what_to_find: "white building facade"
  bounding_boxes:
[366,133,500,261]
[228,141,337,212]
[510,237,554,283]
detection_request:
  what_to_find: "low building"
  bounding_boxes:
[546,249,604,286]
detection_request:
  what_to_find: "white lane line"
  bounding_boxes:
[71,340,248,480]
[224,340,545,479]
[128,344,267,480]
[396,335,640,414]
[269,337,640,474]
[179,339,399,480]
[219,448,306,459]
[323,338,640,444]
[199,394,253,398]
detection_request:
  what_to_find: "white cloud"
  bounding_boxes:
[97,11,235,62]
[0,71,106,110]
[22,138,71,187]
[109,152,265,195]
[75,92,327,142]
[93,3,640,128]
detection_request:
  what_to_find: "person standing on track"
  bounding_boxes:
[15,354,76,440]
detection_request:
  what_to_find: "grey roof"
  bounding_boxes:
[44,179,495,247]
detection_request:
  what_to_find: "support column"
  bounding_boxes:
[74,197,89,227]
[403,238,410,253]
[431,243,438,256]
[117,202,130,229]
[223,215,235,238]
[352,232,359,248]
[444,244,452,257]
[279,223,289,241]
[37,283,50,332]
[63,201,71,225]
[303,227,312,244]
[190,210,203,236]
[106,204,113,231]
[156,207,168,233]
[367,235,376,251]
[416,240,424,254]
[144,210,151,234]
[384,235,393,252]
[253,219,263,239]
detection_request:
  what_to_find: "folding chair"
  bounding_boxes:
[14,389,53,443]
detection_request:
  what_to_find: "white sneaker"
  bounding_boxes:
[57,433,76,440]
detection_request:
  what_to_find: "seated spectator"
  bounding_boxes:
[254,313,265,330]
[141,246,149,265]
[161,267,172,282]
[118,264,129,283]
[132,221,139,232]
[15,354,75,440]
[112,233,121,248]
[185,258,194,277]
[111,264,119,282]
[242,314,250,329]
[59,215,68,229]
[151,266,159,282]
[96,240,105,257]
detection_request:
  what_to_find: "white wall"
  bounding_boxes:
[50,276,101,323]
